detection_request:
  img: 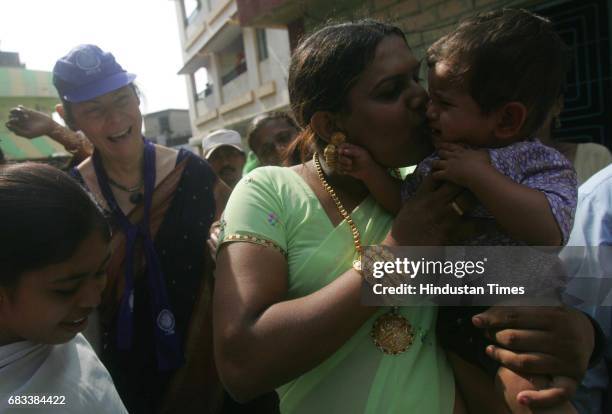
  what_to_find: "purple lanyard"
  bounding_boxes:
[93,138,183,371]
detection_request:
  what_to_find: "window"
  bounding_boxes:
[183,0,201,25]
[219,36,248,85]
[221,52,247,85]
[256,28,268,61]
[194,67,212,100]
[159,116,170,134]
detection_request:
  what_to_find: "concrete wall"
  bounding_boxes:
[143,109,192,147]
[258,28,291,85]
[296,0,545,81]
[144,110,191,137]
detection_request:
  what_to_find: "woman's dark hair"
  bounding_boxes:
[286,19,406,162]
[0,163,110,286]
[53,82,141,130]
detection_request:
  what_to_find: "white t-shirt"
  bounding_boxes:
[0,334,127,413]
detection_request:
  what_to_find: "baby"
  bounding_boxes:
[338,9,577,413]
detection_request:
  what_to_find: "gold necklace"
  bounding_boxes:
[313,152,362,262]
[313,153,413,354]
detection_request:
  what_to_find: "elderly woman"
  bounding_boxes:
[213,20,598,413]
[5,45,231,414]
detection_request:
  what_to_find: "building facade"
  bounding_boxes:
[144,108,192,149]
[172,0,293,154]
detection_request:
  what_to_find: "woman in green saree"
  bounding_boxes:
[213,20,597,413]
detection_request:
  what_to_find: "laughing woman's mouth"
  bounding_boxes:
[108,126,132,142]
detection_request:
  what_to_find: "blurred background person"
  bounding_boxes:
[562,163,612,414]
[244,112,301,173]
[202,129,246,189]
[537,94,612,185]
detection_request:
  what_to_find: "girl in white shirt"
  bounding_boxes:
[0,163,127,413]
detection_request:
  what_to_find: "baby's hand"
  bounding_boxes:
[431,142,492,189]
[337,143,378,180]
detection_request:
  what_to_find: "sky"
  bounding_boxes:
[0,0,189,114]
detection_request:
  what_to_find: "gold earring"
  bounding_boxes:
[323,132,346,171]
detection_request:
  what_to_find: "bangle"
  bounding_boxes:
[54,127,91,155]
[358,246,397,286]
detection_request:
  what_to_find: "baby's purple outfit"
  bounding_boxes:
[406,139,578,377]
[400,138,578,244]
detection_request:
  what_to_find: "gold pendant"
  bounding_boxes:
[371,309,413,354]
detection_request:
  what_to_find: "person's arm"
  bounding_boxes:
[337,143,402,214]
[214,242,375,402]
[6,105,93,163]
[473,305,595,408]
[432,143,564,246]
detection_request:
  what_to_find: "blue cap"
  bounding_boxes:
[52,44,136,103]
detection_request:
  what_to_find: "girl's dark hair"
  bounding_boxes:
[53,82,141,130]
[246,111,299,152]
[286,19,406,162]
[0,163,110,286]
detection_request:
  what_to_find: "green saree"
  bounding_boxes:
[219,166,454,413]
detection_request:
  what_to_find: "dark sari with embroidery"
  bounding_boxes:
[74,150,221,413]
[73,149,279,414]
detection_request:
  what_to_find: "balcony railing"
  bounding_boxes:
[196,83,214,101]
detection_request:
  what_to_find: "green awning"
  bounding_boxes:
[0,131,69,160]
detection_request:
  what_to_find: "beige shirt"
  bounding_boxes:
[574,143,612,185]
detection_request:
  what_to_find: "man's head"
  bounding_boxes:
[202,129,245,188]
[426,9,571,145]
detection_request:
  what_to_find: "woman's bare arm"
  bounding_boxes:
[213,242,375,401]
[6,106,93,163]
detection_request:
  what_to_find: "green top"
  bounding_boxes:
[219,166,454,413]
[242,150,261,175]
